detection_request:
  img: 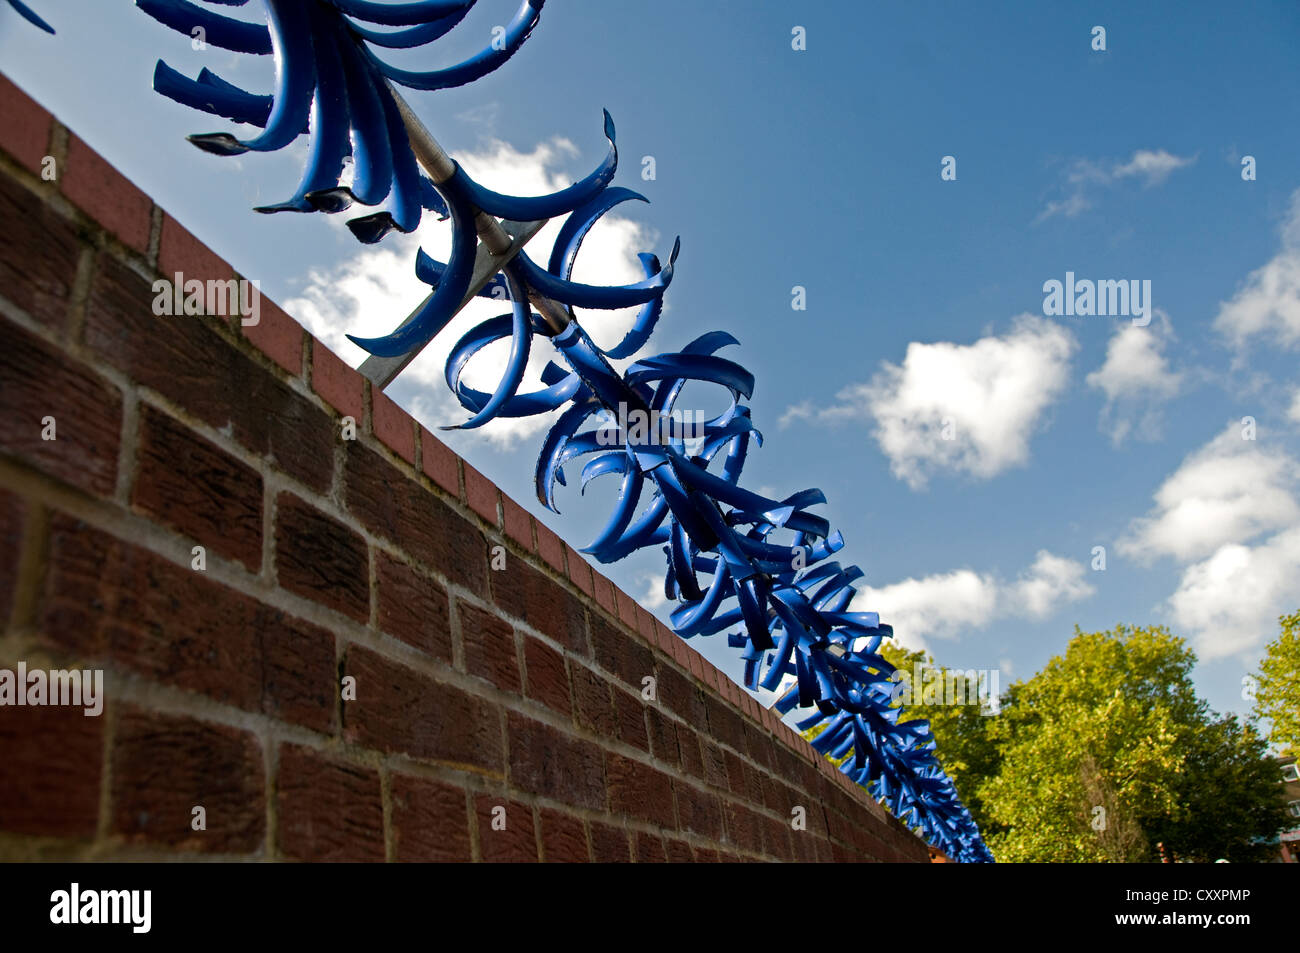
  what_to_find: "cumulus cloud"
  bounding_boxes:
[1085,312,1183,444]
[784,316,1075,489]
[1214,189,1300,350]
[1289,387,1300,425]
[284,136,656,449]
[1036,149,1196,223]
[1166,528,1300,660]
[850,550,1095,652]
[1118,423,1300,563]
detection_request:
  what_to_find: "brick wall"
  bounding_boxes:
[0,72,930,863]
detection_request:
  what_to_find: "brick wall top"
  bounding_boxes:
[0,70,930,862]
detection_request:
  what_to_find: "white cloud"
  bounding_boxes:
[1085,312,1182,444]
[1288,387,1300,425]
[1214,189,1300,350]
[283,136,656,450]
[850,549,1095,652]
[1112,149,1197,186]
[808,315,1075,489]
[1037,149,1195,223]
[1166,527,1300,660]
[1118,423,1300,563]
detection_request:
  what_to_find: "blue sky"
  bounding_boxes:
[4,0,1299,725]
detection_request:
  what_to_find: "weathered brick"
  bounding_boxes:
[158,213,229,291]
[676,724,706,781]
[657,663,707,728]
[722,801,763,855]
[613,688,649,752]
[565,544,592,595]
[0,488,24,625]
[665,839,694,863]
[0,702,101,837]
[462,462,498,525]
[476,796,536,862]
[591,571,615,616]
[491,558,587,655]
[275,493,368,623]
[706,695,747,753]
[242,297,302,376]
[63,134,152,254]
[277,745,383,862]
[459,601,519,693]
[571,664,616,738]
[507,713,604,811]
[538,808,588,863]
[0,320,120,497]
[133,405,262,572]
[501,494,532,550]
[372,388,415,465]
[633,831,668,863]
[645,706,679,767]
[606,753,675,829]
[42,514,335,732]
[675,783,723,841]
[344,442,487,596]
[344,646,503,773]
[535,520,565,573]
[0,73,51,174]
[310,341,364,422]
[112,706,264,853]
[590,821,630,862]
[375,550,451,660]
[0,170,80,329]
[522,634,570,717]
[419,429,458,496]
[391,774,471,862]
[85,254,335,493]
[701,740,729,790]
[590,614,653,691]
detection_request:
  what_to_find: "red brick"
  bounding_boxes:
[538,808,588,863]
[0,488,23,624]
[591,571,615,615]
[654,621,677,658]
[613,688,649,752]
[665,838,694,863]
[636,606,657,645]
[606,753,675,829]
[62,135,152,254]
[112,707,264,853]
[522,634,570,717]
[133,405,262,572]
[693,846,720,863]
[0,169,81,329]
[42,514,336,733]
[657,664,707,728]
[0,701,101,837]
[675,783,724,841]
[591,614,653,691]
[634,831,668,863]
[706,695,746,753]
[590,821,631,862]
[459,601,520,693]
[476,796,537,862]
[615,586,639,629]
[344,442,487,597]
[391,774,471,862]
[507,712,605,811]
[645,706,678,766]
[275,493,369,623]
[0,320,120,497]
[242,297,302,375]
[344,646,503,772]
[372,388,415,464]
[535,521,565,573]
[491,558,587,655]
[419,429,459,496]
[277,744,383,862]
[571,664,616,738]
[85,254,335,493]
[565,544,592,595]
[501,494,532,550]
[462,462,499,525]
[158,213,229,289]
[723,801,763,855]
[311,340,364,422]
[701,740,729,790]
[0,73,51,174]
[375,550,451,660]
[676,725,705,781]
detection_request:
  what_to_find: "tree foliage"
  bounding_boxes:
[1253,610,1300,756]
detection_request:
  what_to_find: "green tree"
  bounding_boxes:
[1253,610,1300,756]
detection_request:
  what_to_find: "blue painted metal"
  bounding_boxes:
[136,0,992,863]
[4,0,54,33]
